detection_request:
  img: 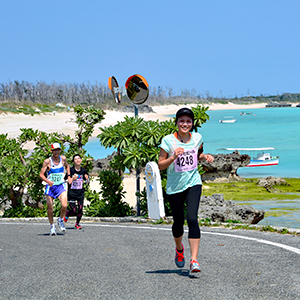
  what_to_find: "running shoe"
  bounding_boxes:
[50,226,56,236]
[57,218,66,232]
[190,259,201,273]
[175,244,185,268]
[75,223,82,230]
[63,216,68,223]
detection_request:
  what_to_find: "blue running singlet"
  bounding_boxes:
[45,156,67,198]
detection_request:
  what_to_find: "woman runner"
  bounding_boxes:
[64,154,89,230]
[158,107,214,272]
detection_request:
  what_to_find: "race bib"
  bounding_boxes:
[71,178,83,190]
[49,173,64,185]
[174,148,198,172]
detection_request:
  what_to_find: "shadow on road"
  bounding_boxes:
[146,269,200,279]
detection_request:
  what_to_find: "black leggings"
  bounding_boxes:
[168,185,202,239]
[66,198,84,224]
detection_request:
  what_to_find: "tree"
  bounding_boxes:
[97,104,210,172]
[0,135,28,209]
[72,105,105,150]
[85,169,131,217]
[0,105,106,217]
[97,104,210,216]
[191,105,210,132]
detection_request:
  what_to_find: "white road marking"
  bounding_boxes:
[72,223,300,255]
[204,231,300,255]
[1,222,300,255]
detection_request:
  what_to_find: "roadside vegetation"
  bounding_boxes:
[0,103,210,219]
[198,219,298,235]
[0,105,105,217]
[0,102,69,115]
[202,178,300,225]
[148,217,299,235]
[202,178,300,202]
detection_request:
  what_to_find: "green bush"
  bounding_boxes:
[85,170,132,217]
[0,105,105,218]
[3,203,47,218]
[84,189,105,217]
[136,187,148,216]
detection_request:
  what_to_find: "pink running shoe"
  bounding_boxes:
[175,244,185,268]
[75,223,82,230]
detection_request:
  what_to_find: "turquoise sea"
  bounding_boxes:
[85,107,300,179]
[85,107,300,229]
[197,107,300,179]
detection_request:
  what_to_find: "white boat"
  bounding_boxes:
[219,116,236,123]
[240,111,252,116]
[217,147,279,167]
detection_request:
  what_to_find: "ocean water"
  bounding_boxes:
[85,107,300,179]
[198,107,300,178]
[85,107,300,229]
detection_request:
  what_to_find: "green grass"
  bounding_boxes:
[264,207,299,218]
[0,102,69,115]
[197,218,299,235]
[202,179,300,229]
[203,178,300,202]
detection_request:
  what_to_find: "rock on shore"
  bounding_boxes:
[256,176,290,192]
[90,151,250,181]
[200,151,250,182]
[90,152,117,176]
[199,194,264,224]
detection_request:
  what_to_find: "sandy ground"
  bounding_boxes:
[0,102,270,139]
[0,102,268,207]
[89,175,145,209]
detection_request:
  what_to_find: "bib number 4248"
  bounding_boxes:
[176,155,194,168]
[174,148,198,173]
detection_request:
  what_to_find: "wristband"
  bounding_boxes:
[68,174,71,177]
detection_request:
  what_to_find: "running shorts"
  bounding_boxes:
[45,183,67,199]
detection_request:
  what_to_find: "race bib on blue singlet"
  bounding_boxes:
[49,173,64,185]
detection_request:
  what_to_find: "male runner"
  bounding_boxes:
[39,143,72,236]
[63,154,89,230]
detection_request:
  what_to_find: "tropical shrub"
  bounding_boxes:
[97,104,210,214]
[85,170,132,217]
[0,105,105,217]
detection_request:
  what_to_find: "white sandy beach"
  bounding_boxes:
[0,102,269,207]
[0,102,269,139]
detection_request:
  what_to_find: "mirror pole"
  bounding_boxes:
[134,104,138,117]
[134,104,141,216]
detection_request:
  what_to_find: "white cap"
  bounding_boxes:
[51,143,61,150]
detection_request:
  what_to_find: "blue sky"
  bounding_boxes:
[1,0,299,98]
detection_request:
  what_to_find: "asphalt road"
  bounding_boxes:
[1,221,300,300]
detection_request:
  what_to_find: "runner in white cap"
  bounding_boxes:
[39,143,72,236]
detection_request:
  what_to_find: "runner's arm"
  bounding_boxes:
[158,147,184,171]
[39,159,53,186]
[62,156,72,184]
[198,143,214,162]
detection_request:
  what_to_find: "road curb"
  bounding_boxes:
[1,217,299,234]
[0,216,173,224]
